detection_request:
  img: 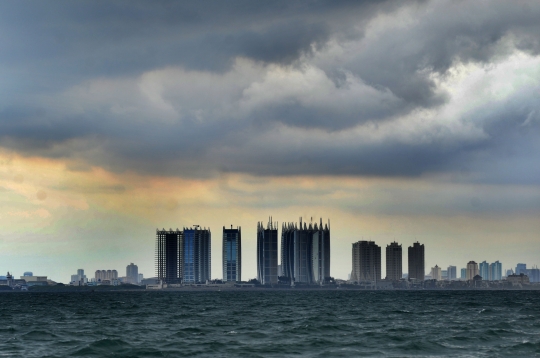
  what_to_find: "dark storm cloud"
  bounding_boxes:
[1,0,540,183]
[0,0,391,87]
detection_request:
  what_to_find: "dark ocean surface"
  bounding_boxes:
[1,290,540,357]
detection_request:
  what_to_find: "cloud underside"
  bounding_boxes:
[1,0,540,183]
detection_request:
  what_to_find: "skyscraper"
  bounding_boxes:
[222,226,241,282]
[408,242,425,281]
[281,218,330,284]
[155,229,183,284]
[312,219,331,284]
[516,263,527,275]
[447,266,457,280]
[430,265,442,280]
[466,261,479,280]
[386,242,402,281]
[479,261,489,280]
[461,268,467,279]
[527,266,540,283]
[489,261,502,281]
[126,263,138,284]
[183,227,211,283]
[351,241,381,283]
[257,219,278,285]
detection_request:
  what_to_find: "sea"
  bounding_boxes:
[1,290,540,357]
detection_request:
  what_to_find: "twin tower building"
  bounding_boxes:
[155,218,331,285]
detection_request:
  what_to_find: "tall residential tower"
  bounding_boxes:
[385,242,402,281]
[183,227,211,283]
[222,226,241,282]
[351,241,381,283]
[408,242,425,281]
[257,219,278,285]
[281,218,330,284]
[155,229,183,284]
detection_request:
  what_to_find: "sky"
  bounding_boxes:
[1,0,540,282]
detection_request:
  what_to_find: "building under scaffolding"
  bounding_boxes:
[155,229,183,284]
[257,218,278,285]
[281,218,331,284]
[156,227,211,284]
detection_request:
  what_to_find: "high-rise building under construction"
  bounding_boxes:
[222,226,241,282]
[155,229,183,284]
[257,219,278,285]
[155,227,211,284]
[281,218,330,284]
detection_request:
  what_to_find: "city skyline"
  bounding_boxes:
[1,218,535,283]
[1,1,540,282]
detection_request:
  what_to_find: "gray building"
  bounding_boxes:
[126,263,138,284]
[489,261,502,281]
[447,266,457,280]
[408,242,425,281]
[461,268,467,279]
[479,261,489,280]
[222,226,241,282]
[385,242,402,281]
[183,227,211,283]
[155,227,211,284]
[95,269,118,282]
[257,219,278,285]
[155,229,183,284]
[466,261,479,280]
[527,267,540,283]
[351,241,381,283]
[281,218,330,284]
[516,263,527,275]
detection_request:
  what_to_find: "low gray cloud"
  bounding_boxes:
[1,0,540,184]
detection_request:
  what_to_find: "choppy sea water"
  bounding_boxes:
[1,291,540,357]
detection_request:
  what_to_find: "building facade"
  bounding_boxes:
[257,219,278,285]
[155,229,183,284]
[408,242,425,281]
[447,266,457,280]
[516,263,527,275]
[431,265,442,280]
[461,268,467,279]
[479,261,489,280]
[222,226,241,282]
[281,218,330,284]
[183,227,211,283]
[95,269,118,282]
[386,242,402,281]
[126,263,138,284]
[526,267,540,283]
[466,261,479,280]
[312,220,331,284]
[488,261,502,281]
[351,241,381,283]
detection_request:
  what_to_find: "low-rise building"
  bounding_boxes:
[507,273,530,286]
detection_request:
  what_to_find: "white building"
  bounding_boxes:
[466,261,479,280]
[430,265,442,281]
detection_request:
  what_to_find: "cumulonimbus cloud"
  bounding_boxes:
[0,0,540,183]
